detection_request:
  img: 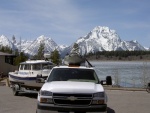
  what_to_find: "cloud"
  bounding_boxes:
[0,0,84,39]
[0,0,150,47]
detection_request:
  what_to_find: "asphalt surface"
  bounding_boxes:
[0,86,150,113]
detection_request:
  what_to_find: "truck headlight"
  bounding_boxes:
[92,100,105,104]
[40,90,52,96]
[92,92,105,105]
[93,92,104,97]
[40,98,53,104]
[39,90,53,104]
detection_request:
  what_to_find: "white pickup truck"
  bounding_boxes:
[36,65,112,113]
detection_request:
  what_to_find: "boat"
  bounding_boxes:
[63,51,93,67]
[9,59,55,91]
[63,53,85,65]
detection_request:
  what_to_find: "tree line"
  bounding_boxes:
[0,44,61,66]
[1,43,150,65]
[86,50,150,60]
[0,46,12,54]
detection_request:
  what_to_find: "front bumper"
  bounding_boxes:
[37,102,107,113]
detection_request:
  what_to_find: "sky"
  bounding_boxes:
[0,0,150,47]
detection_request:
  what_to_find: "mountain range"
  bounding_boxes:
[0,26,149,57]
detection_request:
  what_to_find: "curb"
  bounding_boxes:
[104,86,146,91]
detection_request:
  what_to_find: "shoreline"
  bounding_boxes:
[89,60,150,62]
[86,54,150,61]
[104,86,146,91]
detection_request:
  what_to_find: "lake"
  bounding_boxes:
[90,61,150,88]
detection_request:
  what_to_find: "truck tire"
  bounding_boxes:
[146,86,150,93]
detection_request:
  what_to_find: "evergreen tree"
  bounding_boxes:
[1,46,5,52]
[14,52,28,66]
[33,43,45,59]
[14,49,19,56]
[0,46,12,54]
[12,35,16,44]
[50,49,60,64]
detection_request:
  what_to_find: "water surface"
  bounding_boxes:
[91,61,150,88]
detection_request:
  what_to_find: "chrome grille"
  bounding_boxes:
[53,93,92,106]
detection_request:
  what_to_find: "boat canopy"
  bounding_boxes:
[20,60,53,65]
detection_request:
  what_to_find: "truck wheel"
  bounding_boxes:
[12,84,19,96]
[146,86,150,93]
[104,108,108,113]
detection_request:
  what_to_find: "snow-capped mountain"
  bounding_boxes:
[62,26,146,55]
[0,35,16,50]
[144,47,150,51]
[0,26,149,57]
[23,35,58,56]
[124,40,146,51]
[0,35,66,56]
[59,45,69,51]
[15,40,33,52]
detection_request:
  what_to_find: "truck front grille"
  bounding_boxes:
[53,93,92,106]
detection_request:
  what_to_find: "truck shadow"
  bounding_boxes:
[107,107,115,113]
[19,92,38,99]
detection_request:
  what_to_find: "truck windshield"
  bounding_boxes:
[47,68,99,83]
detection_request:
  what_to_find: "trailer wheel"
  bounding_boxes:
[12,84,19,96]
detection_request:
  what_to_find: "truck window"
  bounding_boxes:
[47,68,99,83]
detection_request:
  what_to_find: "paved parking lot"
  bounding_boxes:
[0,86,150,113]
[106,89,150,113]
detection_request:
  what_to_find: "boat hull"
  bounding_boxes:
[9,72,45,89]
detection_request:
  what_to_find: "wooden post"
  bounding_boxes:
[6,78,10,87]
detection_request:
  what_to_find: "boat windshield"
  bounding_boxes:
[42,65,53,70]
[20,64,24,70]
[32,64,41,70]
[19,64,31,70]
[47,68,99,83]
[32,63,54,70]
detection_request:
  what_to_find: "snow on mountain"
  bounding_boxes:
[0,35,16,50]
[58,45,69,52]
[67,26,146,55]
[60,45,72,58]
[23,35,58,56]
[15,40,33,52]
[69,26,124,55]
[0,26,148,57]
[144,47,150,51]
[124,40,146,51]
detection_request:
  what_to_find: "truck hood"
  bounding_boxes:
[41,81,104,93]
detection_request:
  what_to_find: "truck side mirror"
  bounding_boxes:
[106,76,112,85]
